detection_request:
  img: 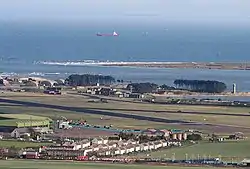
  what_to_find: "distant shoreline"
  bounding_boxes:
[152,92,250,97]
[36,61,250,71]
[101,62,250,71]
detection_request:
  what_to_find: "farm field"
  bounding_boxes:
[1,92,250,134]
[0,160,228,169]
[130,140,250,162]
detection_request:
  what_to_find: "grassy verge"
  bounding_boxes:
[0,140,52,148]
[0,160,228,169]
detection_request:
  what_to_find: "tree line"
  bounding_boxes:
[63,74,227,94]
[65,74,115,86]
[127,83,158,94]
[174,79,227,93]
[126,83,175,94]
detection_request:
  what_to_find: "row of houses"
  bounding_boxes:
[44,139,181,158]
[44,138,132,152]
[46,140,91,151]
[96,140,181,157]
[45,128,186,153]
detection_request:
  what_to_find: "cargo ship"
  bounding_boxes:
[96,31,119,36]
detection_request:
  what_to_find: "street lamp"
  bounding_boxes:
[172,153,175,161]
[185,153,188,161]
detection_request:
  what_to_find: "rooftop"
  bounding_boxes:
[170,129,184,133]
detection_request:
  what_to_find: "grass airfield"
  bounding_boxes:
[1,91,250,135]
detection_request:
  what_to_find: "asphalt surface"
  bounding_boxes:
[75,93,250,117]
[0,98,191,124]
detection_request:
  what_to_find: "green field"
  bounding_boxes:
[0,113,51,127]
[129,140,250,162]
[0,140,52,148]
[0,160,227,169]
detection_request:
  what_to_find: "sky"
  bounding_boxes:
[0,0,250,26]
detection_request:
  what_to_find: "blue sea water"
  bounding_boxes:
[0,23,250,92]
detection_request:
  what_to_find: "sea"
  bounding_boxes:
[1,23,250,99]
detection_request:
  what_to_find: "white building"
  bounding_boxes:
[70,140,91,150]
[92,138,108,145]
[140,143,149,151]
[120,148,126,155]
[154,141,163,149]
[83,148,93,156]
[134,145,141,152]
